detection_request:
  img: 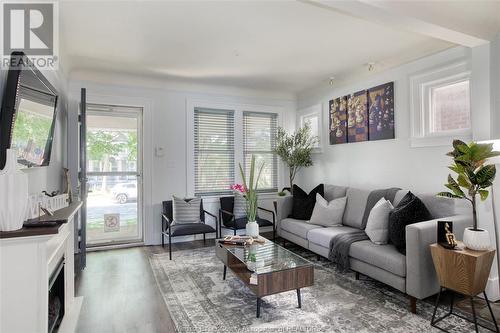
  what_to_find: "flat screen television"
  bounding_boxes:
[0,52,58,169]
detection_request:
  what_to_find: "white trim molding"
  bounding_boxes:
[409,60,472,148]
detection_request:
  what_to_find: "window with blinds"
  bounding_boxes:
[194,108,235,196]
[243,112,278,192]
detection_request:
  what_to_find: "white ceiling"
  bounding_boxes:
[59,1,498,94]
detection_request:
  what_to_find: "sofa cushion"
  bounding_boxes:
[291,184,324,220]
[307,225,359,248]
[349,240,406,277]
[343,188,370,229]
[365,198,393,245]
[324,185,348,201]
[309,194,346,227]
[418,193,455,218]
[389,191,432,254]
[280,218,323,239]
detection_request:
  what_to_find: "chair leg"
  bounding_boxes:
[233,228,236,236]
[169,234,172,260]
[161,232,164,247]
[355,272,360,280]
[203,233,206,244]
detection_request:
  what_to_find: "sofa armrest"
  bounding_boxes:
[275,196,293,232]
[406,214,472,299]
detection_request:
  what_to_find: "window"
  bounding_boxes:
[243,112,278,192]
[194,108,235,196]
[430,80,470,133]
[298,104,322,151]
[410,61,471,147]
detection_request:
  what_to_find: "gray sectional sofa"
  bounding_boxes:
[276,184,472,312]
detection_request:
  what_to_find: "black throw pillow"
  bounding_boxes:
[388,191,432,254]
[291,184,324,220]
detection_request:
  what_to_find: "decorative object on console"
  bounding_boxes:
[274,123,317,192]
[329,96,348,145]
[234,155,264,238]
[308,193,346,227]
[291,184,324,220]
[388,191,432,254]
[63,168,73,203]
[368,82,395,141]
[0,149,28,231]
[438,140,500,251]
[347,90,368,143]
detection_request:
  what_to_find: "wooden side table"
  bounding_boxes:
[430,242,499,332]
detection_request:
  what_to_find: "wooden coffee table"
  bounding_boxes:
[215,238,314,318]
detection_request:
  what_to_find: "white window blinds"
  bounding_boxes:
[243,112,278,192]
[194,108,235,196]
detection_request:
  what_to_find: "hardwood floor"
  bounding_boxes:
[75,234,500,332]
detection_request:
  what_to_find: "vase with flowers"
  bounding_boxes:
[231,155,264,238]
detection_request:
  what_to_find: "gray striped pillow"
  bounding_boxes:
[172,196,201,224]
[233,195,247,219]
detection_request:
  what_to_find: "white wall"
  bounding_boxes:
[68,74,296,245]
[0,66,68,194]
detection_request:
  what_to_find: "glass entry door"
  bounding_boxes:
[85,104,143,246]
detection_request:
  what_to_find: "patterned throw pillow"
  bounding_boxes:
[233,195,247,219]
[172,196,201,224]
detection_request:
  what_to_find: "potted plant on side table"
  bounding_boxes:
[438,140,500,251]
[231,155,264,238]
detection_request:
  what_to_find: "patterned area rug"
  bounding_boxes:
[150,245,476,333]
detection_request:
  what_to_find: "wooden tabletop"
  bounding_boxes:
[0,201,82,239]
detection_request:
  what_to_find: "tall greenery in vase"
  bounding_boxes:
[234,155,264,222]
[438,140,500,230]
[274,123,318,192]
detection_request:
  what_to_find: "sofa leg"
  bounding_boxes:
[409,296,417,314]
[317,254,321,261]
[282,238,286,247]
[355,272,360,280]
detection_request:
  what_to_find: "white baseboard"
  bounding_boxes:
[59,296,83,333]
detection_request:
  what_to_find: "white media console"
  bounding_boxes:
[0,202,83,333]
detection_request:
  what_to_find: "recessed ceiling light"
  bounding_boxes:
[329,77,335,85]
[366,62,376,71]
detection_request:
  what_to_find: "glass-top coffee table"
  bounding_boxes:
[215,238,314,318]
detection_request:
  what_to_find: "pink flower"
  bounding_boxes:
[230,184,247,193]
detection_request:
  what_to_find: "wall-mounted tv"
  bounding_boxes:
[0,52,58,169]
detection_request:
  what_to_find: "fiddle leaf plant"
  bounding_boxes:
[274,122,318,192]
[437,140,500,230]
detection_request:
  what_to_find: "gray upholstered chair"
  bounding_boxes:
[161,198,217,260]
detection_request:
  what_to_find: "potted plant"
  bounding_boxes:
[231,155,264,238]
[438,140,500,251]
[274,123,318,193]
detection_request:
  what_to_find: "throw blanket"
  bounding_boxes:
[328,187,401,271]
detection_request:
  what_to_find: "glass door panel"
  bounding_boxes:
[86,105,142,246]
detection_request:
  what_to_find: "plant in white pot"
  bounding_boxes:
[231,155,264,238]
[438,140,500,251]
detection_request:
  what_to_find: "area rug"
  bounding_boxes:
[150,245,477,333]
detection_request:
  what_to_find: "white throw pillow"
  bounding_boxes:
[365,197,394,245]
[172,196,201,224]
[309,194,346,227]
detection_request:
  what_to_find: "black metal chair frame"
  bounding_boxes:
[218,198,276,240]
[161,199,218,260]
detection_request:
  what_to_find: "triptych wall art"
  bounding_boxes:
[329,81,394,144]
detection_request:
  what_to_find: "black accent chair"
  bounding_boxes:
[161,199,218,260]
[218,196,276,240]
